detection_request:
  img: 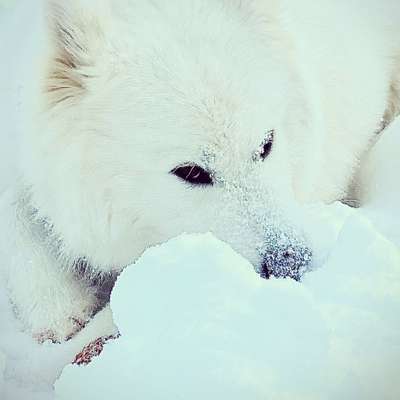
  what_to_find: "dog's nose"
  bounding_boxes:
[259,245,312,281]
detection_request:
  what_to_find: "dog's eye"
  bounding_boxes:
[254,130,274,161]
[171,164,213,186]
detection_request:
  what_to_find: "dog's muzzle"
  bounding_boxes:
[259,244,312,281]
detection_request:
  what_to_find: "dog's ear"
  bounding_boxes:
[46,1,105,106]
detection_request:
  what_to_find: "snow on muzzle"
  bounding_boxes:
[258,228,312,281]
[211,179,313,281]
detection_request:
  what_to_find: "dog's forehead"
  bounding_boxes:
[109,3,291,165]
[192,99,270,157]
[126,82,283,172]
[177,87,280,163]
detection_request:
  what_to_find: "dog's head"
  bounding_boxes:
[23,0,318,279]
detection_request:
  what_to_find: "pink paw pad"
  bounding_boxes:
[73,334,120,366]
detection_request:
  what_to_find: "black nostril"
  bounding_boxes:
[260,259,301,281]
[259,246,312,282]
[260,263,271,280]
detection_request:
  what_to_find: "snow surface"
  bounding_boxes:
[54,214,400,400]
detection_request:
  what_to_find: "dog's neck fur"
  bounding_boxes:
[17,188,117,277]
[16,190,118,313]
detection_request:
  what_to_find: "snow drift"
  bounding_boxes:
[55,210,400,399]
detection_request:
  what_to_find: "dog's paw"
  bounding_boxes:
[26,286,98,343]
[33,329,60,344]
[33,316,89,344]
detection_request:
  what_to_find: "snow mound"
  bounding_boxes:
[56,210,400,399]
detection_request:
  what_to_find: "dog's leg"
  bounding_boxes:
[6,227,98,342]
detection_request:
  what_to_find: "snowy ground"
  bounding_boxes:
[55,213,400,399]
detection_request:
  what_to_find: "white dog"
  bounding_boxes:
[0,0,399,341]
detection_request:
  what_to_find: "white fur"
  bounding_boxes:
[1,0,399,339]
